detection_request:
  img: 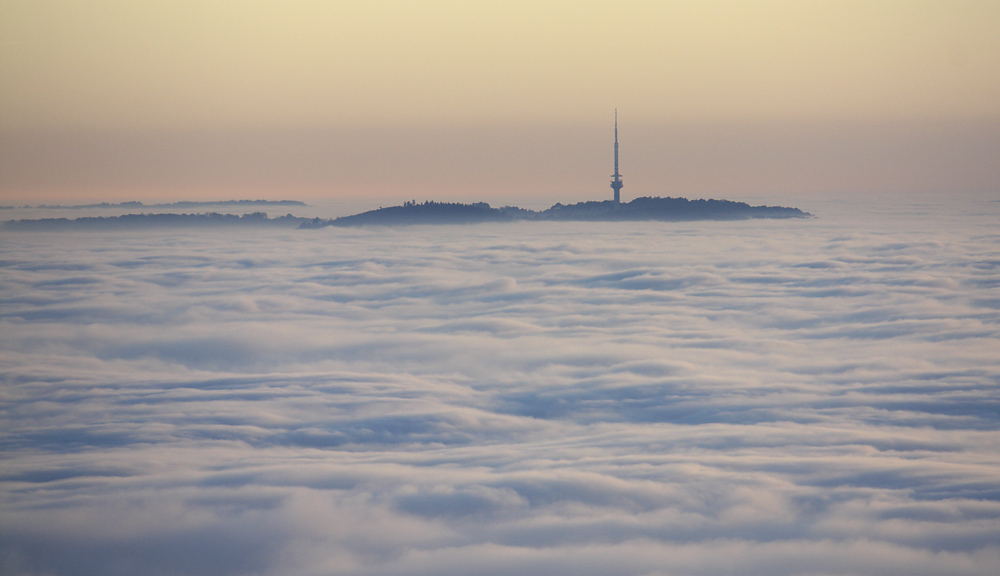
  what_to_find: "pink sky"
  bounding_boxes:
[2,1,998,205]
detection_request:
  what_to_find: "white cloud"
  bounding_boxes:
[1,198,999,575]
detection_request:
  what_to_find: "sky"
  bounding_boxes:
[2,0,999,206]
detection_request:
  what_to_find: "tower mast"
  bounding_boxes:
[611,109,623,204]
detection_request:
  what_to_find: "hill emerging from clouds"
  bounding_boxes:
[2,197,810,230]
[311,196,811,227]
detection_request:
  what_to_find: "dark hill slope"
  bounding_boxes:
[318,197,809,227]
[542,197,808,221]
[320,201,514,227]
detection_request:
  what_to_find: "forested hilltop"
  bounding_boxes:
[304,197,810,228]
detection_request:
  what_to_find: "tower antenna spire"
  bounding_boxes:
[611,109,623,204]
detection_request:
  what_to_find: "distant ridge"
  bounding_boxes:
[3,212,308,231]
[303,197,811,228]
[7,200,307,210]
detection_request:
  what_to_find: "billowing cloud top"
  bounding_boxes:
[1,197,999,575]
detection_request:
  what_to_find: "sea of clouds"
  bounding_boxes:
[1,196,999,575]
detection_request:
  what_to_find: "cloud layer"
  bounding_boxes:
[1,199,999,575]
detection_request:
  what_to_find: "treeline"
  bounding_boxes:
[541,197,809,221]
